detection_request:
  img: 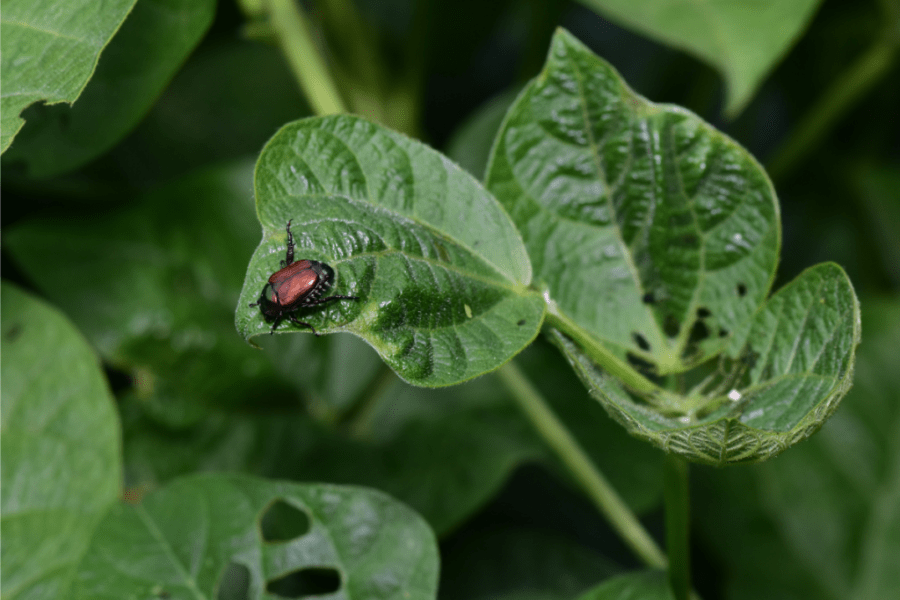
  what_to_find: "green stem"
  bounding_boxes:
[767,26,899,180]
[497,362,667,569]
[267,0,347,116]
[664,454,691,600]
[339,362,399,438]
[544,311,668,399]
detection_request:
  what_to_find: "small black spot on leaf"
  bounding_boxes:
[718,327,729,338]
[697,307,711,318]
[259,499,310,543]
[626,352,657,376]
[642,292,655,304]
[517,319,526,326]
[632,332,651,351]
[737,283,747,297]
[266,568,341,597]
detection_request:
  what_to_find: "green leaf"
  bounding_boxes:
[3,0,215,178]
[488,29,858,464]
[0,0,137,153]
[695,297,900,599]
[123,339,663,536]
[72,473,439,599]
[122,377,542,536]
[4,161,290,420]
[553,263,860,464]
[1,283,121,600]
[488,29,780,377]
[237,115,546,386]
[575,570,673,600]
[575,0,823,116]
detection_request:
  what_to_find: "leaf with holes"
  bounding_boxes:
[488,28,780,378]
[1,283,122,600]
[488,29,859,464]
[236,115,546,387]
[551,263,860,464]
[0,0,137,153]
[71,473,439,600]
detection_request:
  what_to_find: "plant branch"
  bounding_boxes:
[266,0,346,116]
[767,19,899,180]
[339,362,399,438]
[665,454,691,600]
[544,311,670,400]
[497,361,667,569]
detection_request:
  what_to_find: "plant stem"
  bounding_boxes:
[267,0,347,116]
[664,454,691,600]
[545,312,668,399]
[767,24,899,180]
[497,361,667,569]
[339,362,399,438]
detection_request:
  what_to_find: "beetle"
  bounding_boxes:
[249,220,358,336]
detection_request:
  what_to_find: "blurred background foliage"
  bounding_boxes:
[2,0,898,598]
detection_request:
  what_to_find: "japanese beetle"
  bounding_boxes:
[250,220,358,335]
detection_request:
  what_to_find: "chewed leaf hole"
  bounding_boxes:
[632,332,651,351]
[718,327,729,338]
[626,352,657,376]
[259,499,310,543]
[737,283,748,297]
[642,292,655,304]
[266,568,341,598]
[663,314,680,337]
[697,306,711,318]
[688,320,710,343]
[217,562,251,600]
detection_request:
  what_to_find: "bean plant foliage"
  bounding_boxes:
[238,30,860,464]
[236,116,546,386]
[5,0,893,598]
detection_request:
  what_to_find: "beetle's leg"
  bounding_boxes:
[315,294,360,305]
[269,315,283,334]
[285,219,294,265]
[288,314,318,336]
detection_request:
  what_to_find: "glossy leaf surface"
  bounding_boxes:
[1,283,121,600]
[72,473,438,600]
[0,0,136,152]
[237,115,545,386]
[488,29,780,377]
[3,0,215,178]
[577,0,822,115]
